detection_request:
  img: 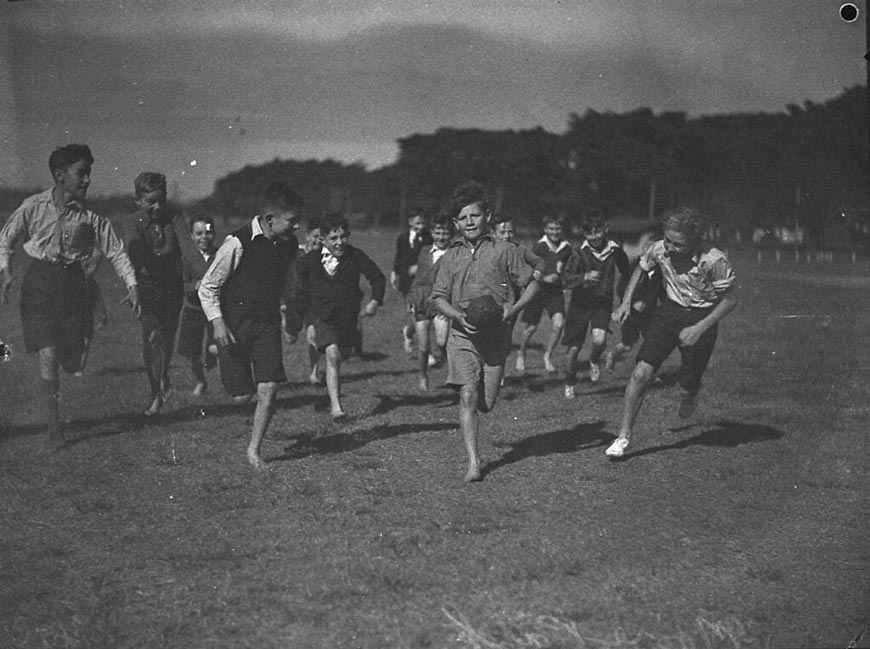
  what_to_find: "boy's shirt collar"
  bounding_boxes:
[252,215,266,239]
[51,187,85,213]
[580,238,620,261]
[453,232,495,249]
[538,235,569,254]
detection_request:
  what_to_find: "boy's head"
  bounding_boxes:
[431,213,453,250]
[188,216,216,253]
[304,215,322,248]
[451,181,491,244]
[407,209,428,235]
[49,144,94,201]
[493,214,515,243]
[134,172,168,214]
[541,215,563,245]
[662,207,705,260]
[581,211,608,250]
[319,212,350,257]
[261,182,304,241]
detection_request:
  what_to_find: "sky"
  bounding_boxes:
[0,0,865,199]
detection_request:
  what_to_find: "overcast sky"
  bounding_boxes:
[0,0,865,199]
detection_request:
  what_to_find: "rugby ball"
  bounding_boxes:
[464,294,502,329]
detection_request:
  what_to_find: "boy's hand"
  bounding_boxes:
[541,272,559,284]
[121,285,140,317]
[389,271,399,291]
[457,314,479,336]
[363,299,379,316]
[678,324,703,347]
[0,267,13,304]
[613,301,630,324]
[212,317,236,351]
[408,264,418,277]
[584,270,601,284]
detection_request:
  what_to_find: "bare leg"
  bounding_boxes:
[141,318,164,416]
[617,361,656,441]
[588,327,607,382]
[324,344,345,418]
[542,313,564,372]
[189,355,207,395]
[306,325,321,384]
[458,383,482,482]
[247,381,278,470]
[37,347,63,448]
[516,323,536,371]
[415,319,430,391]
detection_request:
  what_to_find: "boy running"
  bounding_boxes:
[606,207,738,458]
[0,144,139,448]
[392,209,431,354]
[431,182,539,482]
[562,212,629,397]
[198,182,303,470]
[296,212,386,421]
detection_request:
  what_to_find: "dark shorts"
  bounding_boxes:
[520,287,565,325]
[563,297,612,348]
[177,305,214,357]
[313,316,358,354]
[636,300,719,393]
[620,305,655,346]
[219,317,285,396]
[20,260,87,364]
[138,277,183,347]
[408,285,435,321]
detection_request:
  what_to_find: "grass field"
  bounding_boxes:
[1,230,869,649]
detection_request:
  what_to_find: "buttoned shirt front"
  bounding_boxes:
[0,188,137,288]
[431,234,534,309]
[639,239,735,309]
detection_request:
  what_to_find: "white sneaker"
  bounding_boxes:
[543,352,556,373]
[589,362,601,383]
[564,384,575,399]
[605,437,629,458]
[515,353,525,372]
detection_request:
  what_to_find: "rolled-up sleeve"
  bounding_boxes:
[198,235,243,321]
[0,204,28,270]
[430,250,455,304]
[95,217,137,289]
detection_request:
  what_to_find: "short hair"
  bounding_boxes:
[493,213,513,227]
[188,215,215,232]
[581,210,607,233]
[541,214,561,228]
[48,144,94,176]
[319,211,349,236]
[407,207,427,221]
[134,171,167,197]
[262,182,305,213]
[304,215,321,233]
[451,181,490,217]
[662,206,705,242]
[431,212,453,234]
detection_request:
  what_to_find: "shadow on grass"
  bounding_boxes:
[369,392,457,416]
[621,419,785,460]
[482,420,611,478]
[270,421,456,461]
[342,368,417,383]
[2,393,319,444]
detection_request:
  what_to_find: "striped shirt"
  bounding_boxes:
[639,239,735,309]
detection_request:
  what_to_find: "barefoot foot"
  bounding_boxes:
[143,395,163,417]
[247,449,267,471]
[464,462,482,483]
[192,382,207,396]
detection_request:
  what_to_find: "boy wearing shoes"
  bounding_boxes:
[296,212,386,420]
[177,216,218,395]
[431,182,539,482]
[562,212,629,397]
[516,215,571,373]
[198,183,303,470]
[0,144,139,448]
[408,213,453,391]
[606,207,737,458]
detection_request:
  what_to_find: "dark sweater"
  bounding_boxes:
[297,245,386,324]
[221,224,297,323]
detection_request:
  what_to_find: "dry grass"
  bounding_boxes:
[1,234,869,649]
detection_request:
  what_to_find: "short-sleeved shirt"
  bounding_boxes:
[430,234,534,309]
[639,239,735,309]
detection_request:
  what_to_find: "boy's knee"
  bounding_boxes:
[324,344,341,363]
[458,383,478,408]
[631,362,655,384]
[231,394,253,404]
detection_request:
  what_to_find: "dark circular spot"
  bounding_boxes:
[840,3,859,22]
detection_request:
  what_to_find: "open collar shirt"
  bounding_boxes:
[431,234,534,309]
[0,188,136,288]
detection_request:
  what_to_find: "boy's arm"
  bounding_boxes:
[679,286,738,346]
[390,234,403,289]
[0,205,28,304]
[613,264,644,324]
[294,253,312,319]
[360,250,387,314]
[504,279,539,321]
[93,215,139,314]
[613,247,631,300]
[198,235,243,348]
